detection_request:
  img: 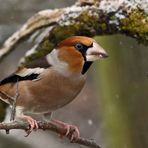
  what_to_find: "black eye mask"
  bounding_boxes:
[74,43,93,75]
[74,43,93,60]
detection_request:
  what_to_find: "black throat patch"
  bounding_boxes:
[74,43,93,75]
[81,61,93,75]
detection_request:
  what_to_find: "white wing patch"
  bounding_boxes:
[16,67,45,77]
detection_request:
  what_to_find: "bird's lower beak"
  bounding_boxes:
[86,42,108,61]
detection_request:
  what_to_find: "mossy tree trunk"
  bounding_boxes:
[95,35,148,148]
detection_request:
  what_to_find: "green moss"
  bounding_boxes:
[21,11,117,66]
[21,9,148,66]
[49,25,79,43]
[49,11,99,40]
[121,10,148,44]
[21,11,102,66]
[101,23,107,31]
[21,37,55,66]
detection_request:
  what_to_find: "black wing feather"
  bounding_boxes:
[0,73,39,85]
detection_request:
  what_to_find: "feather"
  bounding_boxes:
[0,67,45,85]
[81,61,93,74]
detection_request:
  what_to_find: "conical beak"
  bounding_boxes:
[86,42,108,61]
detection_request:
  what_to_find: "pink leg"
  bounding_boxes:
[20,115,38,136]
[50,119,80,142]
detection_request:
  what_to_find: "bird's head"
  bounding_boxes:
[46,36,108,75]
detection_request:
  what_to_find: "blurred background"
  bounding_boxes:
[0,0,148,148]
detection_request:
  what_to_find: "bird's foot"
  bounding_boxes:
[50,119,80,142]
[20,115,38,137]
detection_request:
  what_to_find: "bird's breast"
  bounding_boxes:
[17,70,86,113]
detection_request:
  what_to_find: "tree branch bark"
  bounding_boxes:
[0,0,147,66]
[0,121,101,148]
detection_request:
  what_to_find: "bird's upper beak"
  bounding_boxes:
[86,42,108,61]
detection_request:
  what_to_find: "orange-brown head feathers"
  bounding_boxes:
[46,36,108,75]
[57,36,94,48]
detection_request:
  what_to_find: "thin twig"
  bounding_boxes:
[0,121,101,148]
[10,79,19,121]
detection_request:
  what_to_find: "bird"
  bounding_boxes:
[0,36,108,141]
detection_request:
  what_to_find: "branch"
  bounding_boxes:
[0,121,101,148]
[10,79,19,121]
[0,8,64,61]
[0,0,147,66]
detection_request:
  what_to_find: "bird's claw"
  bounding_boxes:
[20,115,38,137]
[50,119,80,142]
[64,124,80,142]
[25,129,32,137]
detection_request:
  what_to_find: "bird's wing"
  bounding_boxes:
[25,56,51,68]
[0,67,45,85]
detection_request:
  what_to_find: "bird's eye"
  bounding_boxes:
[75,43,83,50]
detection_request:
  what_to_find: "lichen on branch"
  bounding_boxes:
[120,9,148,44]
[0,0,147,66]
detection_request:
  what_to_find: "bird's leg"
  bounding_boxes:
[10,79,19,121]
[15,107,38,136]
[50,119,80,142]
[20,115,39,136]
[18,115,38,136]
[43,113,80,141]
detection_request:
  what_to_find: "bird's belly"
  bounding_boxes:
[20,77,85,113]
[28,87,82,113]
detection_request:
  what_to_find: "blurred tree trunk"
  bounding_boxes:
[95,35,148,148]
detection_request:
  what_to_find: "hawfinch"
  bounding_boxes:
[0,36,108,140]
